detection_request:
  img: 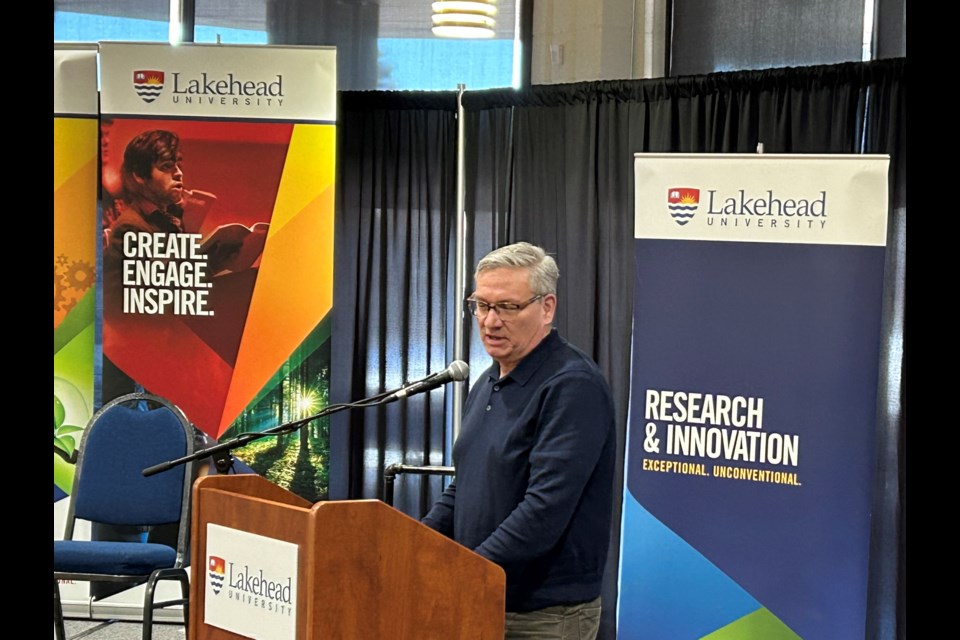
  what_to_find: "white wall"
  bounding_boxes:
[530,0,668,84]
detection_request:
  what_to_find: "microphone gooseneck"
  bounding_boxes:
[389,361,470,401]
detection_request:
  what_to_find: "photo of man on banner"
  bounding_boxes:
[102,128,268,301]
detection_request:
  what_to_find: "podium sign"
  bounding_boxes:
[204,523,299,639]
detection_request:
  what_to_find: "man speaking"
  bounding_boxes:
[423,242,616,639]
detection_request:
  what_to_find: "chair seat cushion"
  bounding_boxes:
[54,541,178,576]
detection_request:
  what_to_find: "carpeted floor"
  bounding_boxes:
[58,619,186,640]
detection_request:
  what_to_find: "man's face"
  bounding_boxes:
[473,267,556,377]
[137,153,184,208]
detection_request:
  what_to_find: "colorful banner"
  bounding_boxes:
[98,42,337,500]
[618,154,889,639]
[54,44,99,500]
[54,42,100,609]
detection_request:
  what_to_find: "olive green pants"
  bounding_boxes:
[504,596,602,640]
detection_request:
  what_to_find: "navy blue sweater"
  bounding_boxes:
[422,330,616,612]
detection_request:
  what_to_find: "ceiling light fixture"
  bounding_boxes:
[432,1,498,39]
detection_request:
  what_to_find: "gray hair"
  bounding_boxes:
[475,242,559,295]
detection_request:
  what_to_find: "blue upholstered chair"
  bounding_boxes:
[53,392,195,640]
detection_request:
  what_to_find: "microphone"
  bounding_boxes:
[388,361,470,401]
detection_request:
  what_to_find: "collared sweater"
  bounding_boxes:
[423,329,616,612]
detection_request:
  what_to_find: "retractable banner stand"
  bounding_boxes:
[54,42,99,606]
[98,44,336,496]
[618,154,889,639]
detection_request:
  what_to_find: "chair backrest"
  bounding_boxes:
[63,393,195,560]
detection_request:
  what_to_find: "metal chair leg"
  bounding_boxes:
[143,568,191,640]
[54,578,66,640]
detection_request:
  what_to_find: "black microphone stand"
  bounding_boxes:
[143,378,420,478]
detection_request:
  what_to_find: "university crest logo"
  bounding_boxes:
[208,556,226,595]
[133,70,165,103]
[667,188,700,226]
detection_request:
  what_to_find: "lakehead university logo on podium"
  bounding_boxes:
[208,556,226,595]
[667,188,700,226]
[204,523,298,639]
[133,70,165,103]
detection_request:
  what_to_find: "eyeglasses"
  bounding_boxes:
[465,294,543,319]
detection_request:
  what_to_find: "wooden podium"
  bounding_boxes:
[189,474,505,640]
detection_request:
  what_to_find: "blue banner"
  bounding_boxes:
[618,154,889,640]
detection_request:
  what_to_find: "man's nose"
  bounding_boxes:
[481,309,503,328]
[173,163,184,178]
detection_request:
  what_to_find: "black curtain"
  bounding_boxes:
[331,91,459,517]
[332,58,905,640]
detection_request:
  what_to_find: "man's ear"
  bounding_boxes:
[541,293,557,324]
